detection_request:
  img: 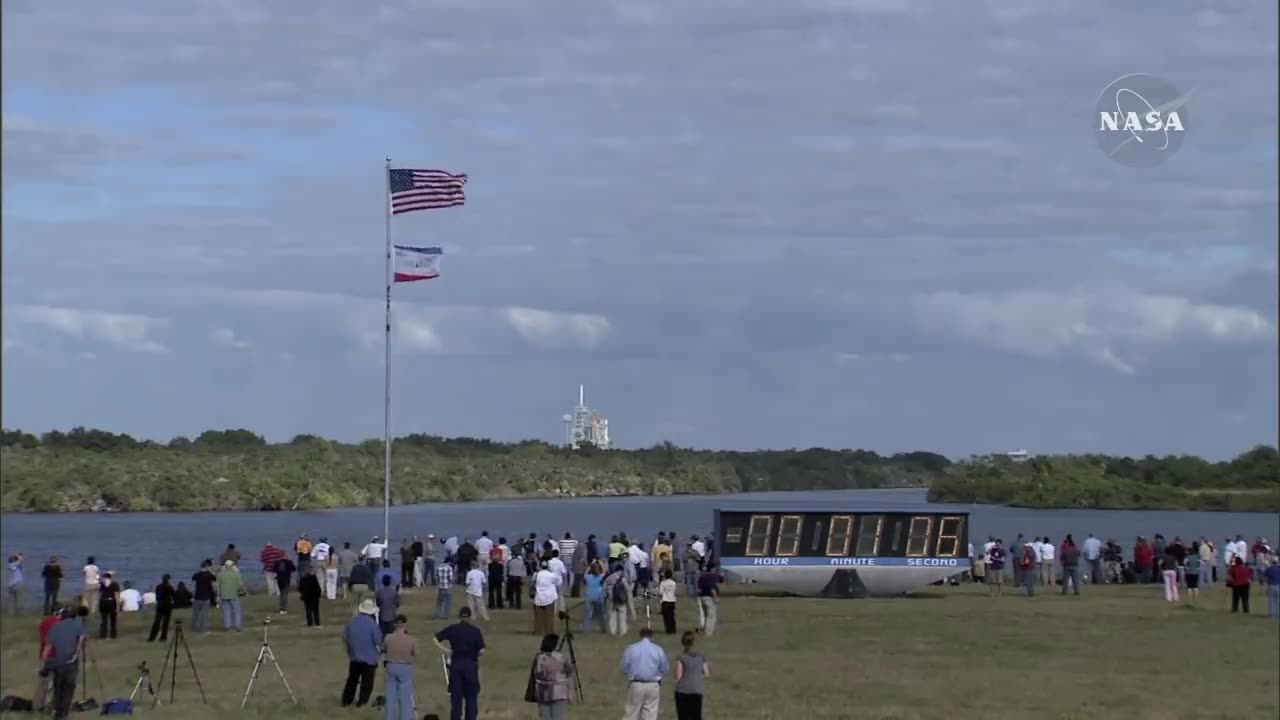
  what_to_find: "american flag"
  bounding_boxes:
[388,168,467,215]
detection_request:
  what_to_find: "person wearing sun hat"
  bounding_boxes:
[341,599,383,707]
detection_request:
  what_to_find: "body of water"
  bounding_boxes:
[2,489,1276,606]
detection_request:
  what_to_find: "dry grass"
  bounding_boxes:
[2,580,1277,719]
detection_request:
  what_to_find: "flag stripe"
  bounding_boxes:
[389,168,467,215]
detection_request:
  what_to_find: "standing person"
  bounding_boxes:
[1082,534,1103,584]
[41,556,63,615]
[683,543,701,598]
[7,553,24,614]
[348,561,374,603]
[475,531,495,560]
[337,542,359,599]
[434,607,486,720]
[986,540,1006,596]
[605,563,630,636]
[411,536,426,588]
[435,556,455,620]
[571,540,588,599]
[398,539,415,589]
[1264,554,1280,620]
[299,569,322,627]
[294,535,313,576]
[659,570,678,633]
[1227,557,1252,614]
[1059,536,1081,595]
[218,544,241,568]
[696,563,720,636]
[376,575,400,636]
[1038,537,1055,586]
[322,545,339,601]
[148,574,175,642]
[190,560,216,633]
[619,627,668,720]
[505,551,526,610]
[423,534,438,586]
[532,560,561,637]
[44,605,87,720]
[216,560,245,631]
[529,632,576,719]
[97,571,121,639]
[1184,542,1203,604]
[274,556,296,614]
[1198,538,1215,588]
[341,600,382,707]
[583,561,608,634]
[464,560,489,621]
[34,604,65,712]
[311,537,332,577]
[1135,537,1154,584]
[1020,542,1038,596]
[487,553,505,610]
[361,536,387,576]
[259,543,285,597]
[80,557,100,614]
[547,551,569,612]
[1160,548,1180,603]
[1010,534,1026,589]
[382,615,417,720]
[1104,539,1123,583]
[674,630,710,720]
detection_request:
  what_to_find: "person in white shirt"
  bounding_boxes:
[1082,534,1103,584]
[691,537,707,559]
[495,540,510,565]
[464,561,489,621]
[547,551,568,611]
[1039,538,1056,585]
[475,532,494,559]
[658,570,679,634]
[558,533,578,563]
[443,536,460,558]
[120,582,143,612]
[1198,538,1216,586]
[82,557,101,614]
[1029,538,1044,578]
[311,538,331,566]
[531,561,562,636]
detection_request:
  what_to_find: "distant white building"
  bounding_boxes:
[1002,449,1030,463]
[563,385,610,449]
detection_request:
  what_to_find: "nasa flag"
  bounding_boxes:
[393,245,442,282]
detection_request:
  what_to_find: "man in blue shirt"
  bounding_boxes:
[44,606,87,720]
[620,626,669,719]
[341,600,382,707]
[434,607,486,720]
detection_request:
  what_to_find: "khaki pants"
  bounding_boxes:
[80,589,97,613]
[622,681,661,720]
[466,593,489,621]
[324,569,339,600]
[265,571,279,596]
[34,668,52,711]
[700,597,717,636]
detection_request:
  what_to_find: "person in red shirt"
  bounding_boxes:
[260,544,286,597]
[1227,557,1253,613]
[35,605,65,712]
[1134,537,1155,583]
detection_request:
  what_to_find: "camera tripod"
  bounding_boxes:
[242,617,297,708]
[78,639,105,702]
[557,607,586,702]
[128,662,155,703]
[153,620,207,706]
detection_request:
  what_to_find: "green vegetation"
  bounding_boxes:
[1,582,1276,719]
[0,427,1276,513]
[929,447,1280,512]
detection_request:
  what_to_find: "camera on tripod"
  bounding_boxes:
[557,610,570,621]
[136,662,148,673]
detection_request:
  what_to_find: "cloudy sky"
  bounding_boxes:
[2,0,1276,459]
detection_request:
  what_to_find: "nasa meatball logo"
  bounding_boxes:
[1094,73,1190,168]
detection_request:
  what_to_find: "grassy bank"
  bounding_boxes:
[2,428,1278,513]
[2,581,1276,718]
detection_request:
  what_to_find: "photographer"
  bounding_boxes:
[527,632,575,719]
[43,605,87,720]
[582,561,607,634]
[604,563,630,637]
[532,560,561,637]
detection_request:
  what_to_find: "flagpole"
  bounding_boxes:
[383,156,392,545]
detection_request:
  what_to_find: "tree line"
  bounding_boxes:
[0,427,1275,513]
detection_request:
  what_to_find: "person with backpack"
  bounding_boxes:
[526,632,576,718]
[604,564,630,636]
[1020,543,1038,596]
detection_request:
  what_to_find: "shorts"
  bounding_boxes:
[986,568,1003,585]
[1185,574,1199,589]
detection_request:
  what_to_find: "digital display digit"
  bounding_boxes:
[745,515,773,556]
[936,516,963,557]
[906,516,933,557]
[855,515,883,556]
[776,515,802,556]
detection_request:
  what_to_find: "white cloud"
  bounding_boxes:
[913,289,1274,373]
[209,326,249,349]
[504,307,611,350]
[9,305,168,353]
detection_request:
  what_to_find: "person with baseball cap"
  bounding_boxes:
[341,599,382,707]
[434,606,485,720]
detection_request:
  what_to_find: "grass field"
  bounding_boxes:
[2,581,1277,719]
